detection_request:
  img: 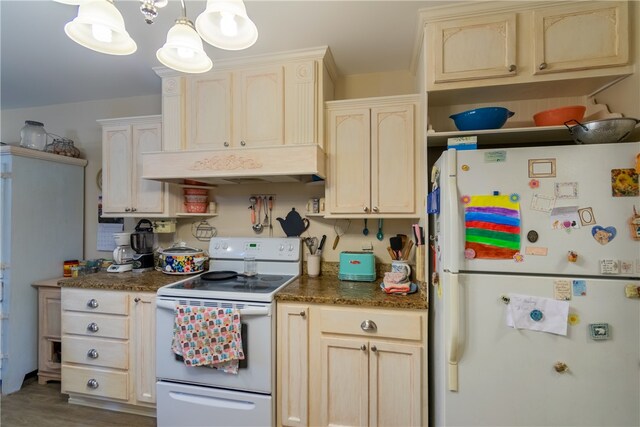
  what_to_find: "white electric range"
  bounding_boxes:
[155,237,301,427]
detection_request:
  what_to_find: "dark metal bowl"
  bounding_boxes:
[565,118,640,144]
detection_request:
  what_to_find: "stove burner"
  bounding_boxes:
[259,275,284,281]
[232,284,270,291]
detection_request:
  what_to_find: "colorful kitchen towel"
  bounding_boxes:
[172,305,244,374]
[382,272,411,294]
[464,195,521,259]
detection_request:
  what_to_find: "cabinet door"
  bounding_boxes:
[132,293,156,404]
[371,104,415,214]
[102,125,133,214]
[430,13,516,84]
[319,337,369,427]
[131,123,163,214]
[533,1,628,74]
[41,287,61,339]
[369,340,422,427]
[326,108,371,214]
[277,304,309,427]
[187,72,233,150]
[236,66,284,147]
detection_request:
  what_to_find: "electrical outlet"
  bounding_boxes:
[361,241,373,251]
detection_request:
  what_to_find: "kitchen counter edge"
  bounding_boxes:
[58,270,181,293]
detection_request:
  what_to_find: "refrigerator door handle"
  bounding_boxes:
[446,149,460,274]
[448,272,460,392]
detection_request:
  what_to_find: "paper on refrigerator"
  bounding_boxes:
[505,293,569,336]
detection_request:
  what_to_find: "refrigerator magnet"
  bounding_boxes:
[600,259,620,274]
[611,168,639,197]
[529,309,543,322]
[572,280,587,296]
[578,207,596,226]
[568,312,581,326]
[592,225,617,245]
[554,280,572,301]
[526,230,539,243]
[589,323,610,340]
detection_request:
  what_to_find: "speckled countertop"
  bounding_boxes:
[58,270,188,293]
[276,262,428,310]
[58,263,428,310]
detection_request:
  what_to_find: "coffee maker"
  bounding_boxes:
[107,232,134,273]
[130,219,155,272]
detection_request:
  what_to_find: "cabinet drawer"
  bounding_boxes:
[62,312,129,339]
[62,365,128,401]
[63,336,128,369]
[319,307,423,341]
[62,288,129,315]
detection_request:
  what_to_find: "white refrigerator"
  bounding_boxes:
[430,142,640,426]
[0,145,86,394]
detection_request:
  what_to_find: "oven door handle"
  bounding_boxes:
[156,299,271,317]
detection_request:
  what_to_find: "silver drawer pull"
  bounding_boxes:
[87,349,99,359]
[87,322,99,333]
[360,320,377,332]
[87,379,99,389]
[87,299,99,309]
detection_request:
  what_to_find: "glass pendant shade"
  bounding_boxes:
[195,0,258,51]
[64,0,136,55]
[53,0,94,5]
[156,19,213,74]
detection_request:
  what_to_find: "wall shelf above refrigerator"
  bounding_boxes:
[426,125,575,147]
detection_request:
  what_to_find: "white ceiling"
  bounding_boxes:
[1,0,453,110]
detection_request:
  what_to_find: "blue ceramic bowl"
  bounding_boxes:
[449,107,515,131]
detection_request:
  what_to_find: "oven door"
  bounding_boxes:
[156,297,273,394]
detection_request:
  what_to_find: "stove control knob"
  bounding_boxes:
[288,244,294,251]
[214,243,220,250]
[222,243,228,250]
[279,244,285,251]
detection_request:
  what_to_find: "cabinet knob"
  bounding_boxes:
[131,207,137,212]
[371,345,377,352]
[508,64,517,72]
[224,142,229,147]
[360,320,377,332]
[554,361,568,373]
[363,206,369,213]
[134,297,141,303]
[87,349,99,359]
[87,379,99,389]
[240,140,246,146]
[87,298,99,309]
[87,322,99,333]
[539,62,548,70]
[372,206,379,213]
[125,208,131,212]
[299,311,306,318]
[360,344,367,351]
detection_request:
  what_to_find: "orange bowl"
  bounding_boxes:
[533,106,586,127]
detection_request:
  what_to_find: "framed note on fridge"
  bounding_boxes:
[528,158,556,178]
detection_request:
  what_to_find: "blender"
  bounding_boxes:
[130,219,155,272]
[107,232,135,273]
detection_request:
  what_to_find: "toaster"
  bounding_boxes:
[338,251,376,282]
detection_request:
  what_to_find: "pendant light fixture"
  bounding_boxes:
[156,0,213,74]
[54,0,258,73]
[195,0,258,51]
[63,0,137,55]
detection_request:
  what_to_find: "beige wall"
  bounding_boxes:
[335,70,417,99]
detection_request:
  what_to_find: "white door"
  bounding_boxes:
[432,272,640,426]
[436,142,640,277]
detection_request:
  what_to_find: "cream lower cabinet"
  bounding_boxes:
[325,95,421,217]
[277,302,426,427]
[61,288,156,416]
[98,115,179,217]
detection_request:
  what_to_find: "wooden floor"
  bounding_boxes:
[1,377,156,427]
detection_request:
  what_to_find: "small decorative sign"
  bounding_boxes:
[589,323,610,340]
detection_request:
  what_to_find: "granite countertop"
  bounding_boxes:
[276,262,428,310]
[58,270,188,293]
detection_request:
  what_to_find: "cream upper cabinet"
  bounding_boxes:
[532,1,629,75]
[157,48,337,151]
[325,95,420,217]
[99,115,179,217]
[430,13,517,84]
[276,302,427,427]
[186,66,284,150]
[423,1,631,92]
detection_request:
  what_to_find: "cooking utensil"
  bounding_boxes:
[533,105,585,126]
[317,235,327,255]
[305,237,318,254]
[200,270,251,281]
[449,107,514,131]
[565,118,640,144]
[263,196,269,226]
[390,236,403,259]
[376,219,384,241]
[363,219,369,235]
[268,196,274,236]
[253,197,263,233]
